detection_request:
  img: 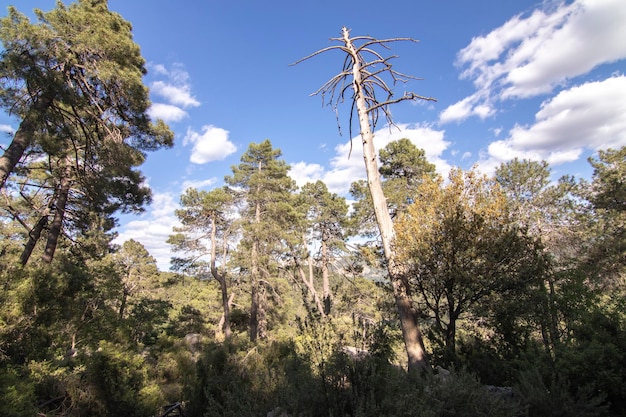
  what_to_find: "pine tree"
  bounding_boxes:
[225,140,295,341]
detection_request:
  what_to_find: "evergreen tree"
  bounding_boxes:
[225,140,295,341]
[0,0,172,190]
[0,0,173,263]
[169,186,237,339]
[296,180,350,316]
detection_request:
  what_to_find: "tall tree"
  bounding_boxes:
[349,138,438,237]
[168,186,236,339]
[225,140,295,341]
[0,0,172,190]
[297,180,350,315]
[0,1,173,263]
[495,158,587,358]
[295,30,436,372]
[585,147,626,288]
[395,168,544,363]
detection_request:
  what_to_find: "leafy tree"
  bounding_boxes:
[495,158,583,254]
[225,140,295,341]
[395,167,545,364]
[378,138,437,214]
[169,186,237,339]
[296,28,436,373]
[349,138,438,238]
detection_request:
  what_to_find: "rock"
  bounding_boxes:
[484,385,515,399]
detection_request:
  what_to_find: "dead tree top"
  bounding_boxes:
[292,26,436,147]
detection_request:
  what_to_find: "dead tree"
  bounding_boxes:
[293,26,436,373]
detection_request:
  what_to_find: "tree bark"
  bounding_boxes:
[20,215,48,266]
[210,216,232,339]
[321,235,331,315]
[343,28,430,373]
[42,158,73,263]
[293,235,326,317]
[249,193,262,342]
[0,96,54,190]
[0,116,37,190]
[119,287,129,321]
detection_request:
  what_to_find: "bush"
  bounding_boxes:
[87,341,162,417]
[516,367,608,417]
[0,365,37,417]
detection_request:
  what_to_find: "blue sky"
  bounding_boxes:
[1,0,625,269]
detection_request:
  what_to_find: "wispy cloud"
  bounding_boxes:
[183,125,237,164]
[181,177,218,191]
[151,81,200,108]
[290,124,451,195]
[147,63,200,124]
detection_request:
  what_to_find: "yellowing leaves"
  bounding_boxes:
[395,167,509,264]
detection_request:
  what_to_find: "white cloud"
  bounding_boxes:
[148,63,169,76]
[291,124,451,195]
[151,80,200,108]
[289,161,326,187]
[480,75,626,170]
[0,124,14,134]
[503,0,626,98]
[146,63,200,124]
[148,103,188,123]
[439,94,495,124]
[113,192,181,271]
[181,177,218,191]
[442,0,626,123]
[183,125,237,164]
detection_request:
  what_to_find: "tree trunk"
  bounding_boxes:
[257,282,267,339]
[0,117,36,190]
[210,217,232,339]
[217,293,235,339]
[250,238,259,342]
[0,96,54,190]
[119,288,129,321]
[20,215,48,266]
[294,236,326,317]
[249,196,262,342]
[43,158,73,263]
[343,28,430,373]
[321,236,331,315]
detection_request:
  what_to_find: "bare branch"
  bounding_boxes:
[289,45,349,66]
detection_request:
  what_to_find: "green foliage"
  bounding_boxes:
[0,0,173,264]
[516,367,608,417]
[556,309,626,416]
[184,338,527,417]
[0,366,37,417]
[396,167,546,365]
[87,341,160,417]
[0,12,625,410]
[167,304,207,337]
[128,298,172,345]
